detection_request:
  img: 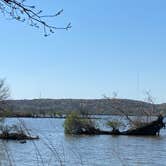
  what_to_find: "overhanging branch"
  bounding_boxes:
[0,0,71,36]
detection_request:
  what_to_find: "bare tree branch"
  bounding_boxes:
[0,78,10,114]
[103,95,133,123]
[0,0,71,36]
[0,79,9,101]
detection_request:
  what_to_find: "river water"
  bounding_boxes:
[0,117,166,166]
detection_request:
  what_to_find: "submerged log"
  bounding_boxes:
[0,132,39,140]
[121,116,165,136]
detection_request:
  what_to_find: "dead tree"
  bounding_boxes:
[144,90,156,120]
[0,79,10,113]
[0,79,9,101]
[103,95,157,129]
[0,0,71,36]
[103,95,133,123]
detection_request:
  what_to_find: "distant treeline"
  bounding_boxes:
[0,99,166,117]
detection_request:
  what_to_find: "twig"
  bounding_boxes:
[0,0,71,36]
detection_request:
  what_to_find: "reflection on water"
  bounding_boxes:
[0,141,12,166]
[0,117,166,166]
[0,142,5,166]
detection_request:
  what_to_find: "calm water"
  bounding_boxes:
[0,117,166,166]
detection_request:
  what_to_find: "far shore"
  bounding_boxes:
[0,114,159,119]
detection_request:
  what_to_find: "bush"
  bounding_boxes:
[106,120,124,131]
[64,112,97,134]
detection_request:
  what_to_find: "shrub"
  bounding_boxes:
[106,120,124,131]
[64,112,97,134]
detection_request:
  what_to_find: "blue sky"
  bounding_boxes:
[0,0,166,103]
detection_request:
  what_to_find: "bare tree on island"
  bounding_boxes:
[0,0,71,36]
[0,78,39,141]
[0,79,9,101]
[0,79,10,113]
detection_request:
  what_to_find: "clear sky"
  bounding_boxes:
[0,0,166,103]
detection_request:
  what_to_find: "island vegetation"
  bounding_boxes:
[64,96,166,136]
[0,78,39,141]
[64,111,165,136]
